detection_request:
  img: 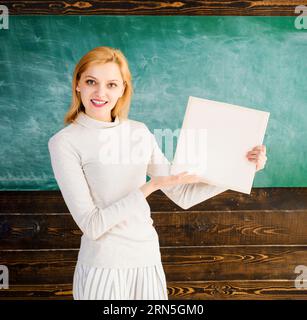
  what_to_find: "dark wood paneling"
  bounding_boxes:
[148,188,307,212]
[1,246,306,284]
[0,214,81,249]
[0,284,73,300]
[156,209,307,246]
[0,250,78,285]
[168,280,307,300]
[162,246,307,281]
[1,208,307,249]
[1,188,307,299]
[1,281,307,300]
[1,188,307,213]
[2,0,303,16]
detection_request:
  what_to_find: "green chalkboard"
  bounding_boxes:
[0,16,306,190]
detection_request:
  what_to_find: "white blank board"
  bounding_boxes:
[170,96,270,194]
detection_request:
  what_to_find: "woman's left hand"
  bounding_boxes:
[246,145,267,172]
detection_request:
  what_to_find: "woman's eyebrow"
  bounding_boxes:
[85,75,120,82]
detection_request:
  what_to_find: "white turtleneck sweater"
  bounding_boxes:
[48,112,227,268]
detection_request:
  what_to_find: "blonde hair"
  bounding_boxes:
[64,46,133,125]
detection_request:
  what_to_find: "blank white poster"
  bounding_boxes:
[170,96,270,194]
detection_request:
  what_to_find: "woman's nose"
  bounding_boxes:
[96,84,107,97]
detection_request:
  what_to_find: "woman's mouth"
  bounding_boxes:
[91,99,108,108]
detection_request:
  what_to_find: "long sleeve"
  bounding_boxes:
[146,130,228,210]
[48,133,150,241]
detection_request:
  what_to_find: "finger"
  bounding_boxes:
[251,153,267,159]
[246,153,260,159]
[248,156,267,163]
[251,145,265,152]
[255,145,266,154]
[247,153,265,158]
[248,155,265,161]
[252,159,267,168]
[257,147,266,156]
[256,165,264,171]
[247,150,265,157]
[173,172,190,181]
[177,171,189,176]
[247,151,259,156]
[173,171,188,177]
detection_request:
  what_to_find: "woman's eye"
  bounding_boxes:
[86,79,95,85]
[85,80,117,88]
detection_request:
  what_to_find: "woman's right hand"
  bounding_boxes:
[140,171,203,198]
[150,171,203,190]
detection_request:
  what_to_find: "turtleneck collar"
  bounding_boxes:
[74,111,121,129]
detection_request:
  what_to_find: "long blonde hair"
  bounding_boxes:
[64,46,133,125]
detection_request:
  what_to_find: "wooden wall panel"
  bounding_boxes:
[1,209,307,249]
[1,246,306,284]
[1,188,307,299]
[2,281,307,300]
[2,1,303,16]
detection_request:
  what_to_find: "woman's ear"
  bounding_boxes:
[76,86,80,92]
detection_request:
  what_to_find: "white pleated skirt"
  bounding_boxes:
[72,262,169,300]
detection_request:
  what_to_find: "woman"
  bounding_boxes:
[48,46,267,300]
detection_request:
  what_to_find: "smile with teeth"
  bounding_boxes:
[91,99,108,107]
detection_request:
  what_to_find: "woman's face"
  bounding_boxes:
[76,62,125,122]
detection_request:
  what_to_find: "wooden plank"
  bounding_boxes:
[0,191,68,214]
[168,280,307,300]
[0,284,73,300]
[1,188,306,300]
[161,246,307,281]
[1,188,307,213]
[1,281,306,300]
[155,209,307,246]
[1,0,303,16]
[1,246,306,284]
[0,214,81,249]
[148,188,307,212]
[0,250,78,285]
[1,209,307,249]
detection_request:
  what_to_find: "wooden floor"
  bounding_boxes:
[1,188,307,299]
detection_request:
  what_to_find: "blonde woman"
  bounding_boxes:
[48,46,267,300]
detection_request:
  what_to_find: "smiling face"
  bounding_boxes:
[76,62,126,122]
